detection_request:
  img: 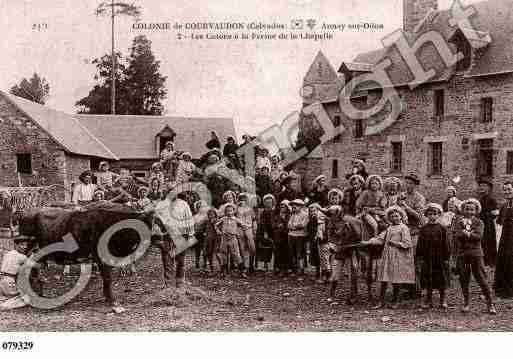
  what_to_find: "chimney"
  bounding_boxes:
[403,0,438,33]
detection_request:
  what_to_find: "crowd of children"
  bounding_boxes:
[4,133,513,317]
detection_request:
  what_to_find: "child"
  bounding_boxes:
[193,200,209,271]
[288,199,309,276]
[204,208,220,274]
[135,187,152,211]
[175,152,201,184]
[256,194,275,272]
[417,203,451,309]
[327,205,361,304]
[343,174,365,216]
[95,161,119,190]
[307,203,328,283]
[218,190,237,217]
[364,205,415,309]
[356,174,385,237]
[454,198,497,314]
[149,162,166,188]
[237,193,257,274]
[273,201,291,276]
[0,235,39,310]
[93,188,106,202]
[215,203,247,278]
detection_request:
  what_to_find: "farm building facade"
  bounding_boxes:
[0,90,236,201]
[294,0,513,203]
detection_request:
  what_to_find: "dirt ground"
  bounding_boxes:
[1,240,513,332]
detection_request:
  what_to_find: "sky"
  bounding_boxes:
[0,0,479,139]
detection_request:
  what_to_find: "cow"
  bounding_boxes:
[17,202,165,308]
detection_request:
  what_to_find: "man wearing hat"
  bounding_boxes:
[477,177,499,268]
[72,170,96,205]
[399,173,426,298]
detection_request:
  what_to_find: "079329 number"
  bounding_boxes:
[2,341,34,350]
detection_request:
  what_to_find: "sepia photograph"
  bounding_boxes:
[1,0,513,354]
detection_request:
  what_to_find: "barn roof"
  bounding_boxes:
[347,0,513,90]
[76,114,236,160]
[1,91,118,160]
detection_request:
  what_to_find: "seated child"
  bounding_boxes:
[356,175,385,237]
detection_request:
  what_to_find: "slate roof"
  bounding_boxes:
[303,51,344,104]
[76,115,236,160]
[1,91,118,159]
[347,0,513,90]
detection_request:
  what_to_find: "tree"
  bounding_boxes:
[123,35,167,115]
[76,36,166,115]
[76,53,128,114]
[10,73,50,104]
[95,1,142,114]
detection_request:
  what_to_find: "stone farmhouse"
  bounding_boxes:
[296,0,513,202]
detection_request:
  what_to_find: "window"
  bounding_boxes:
[481,97,493,123]
[507,151,513,174]
[333,115,342,142]
[391,142,402,172]
[333,115,341,127]
[331,159,339,179]
[434,89,444,117]
[430,142,443,175]
[16,153,32,174]
[477,139,494,177]
[355,119,364,139]
[159,136,173,154]
[90,158,102,172]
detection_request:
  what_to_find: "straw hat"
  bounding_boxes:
[385,205,407,220]
[461,198,482,214]
[424,202,443,215]
[349,174,365,185]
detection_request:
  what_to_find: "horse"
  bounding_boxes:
[17,202,165,307]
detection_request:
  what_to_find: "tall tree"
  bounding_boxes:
[95,1,141,114]
[10,73,50,104]
[123,35,167,115]
[76,36,166,115]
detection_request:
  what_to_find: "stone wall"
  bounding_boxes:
[0,95,67,189]
[321,71,513,203]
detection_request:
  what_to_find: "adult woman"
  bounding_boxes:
[345,158,369,181]
[72,170,96,205]
[442,185,458,212]
[495,181,513,299]
[308,175,330,208]
[206,131,221,150]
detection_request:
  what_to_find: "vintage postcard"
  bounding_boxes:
[0,0,512,355]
